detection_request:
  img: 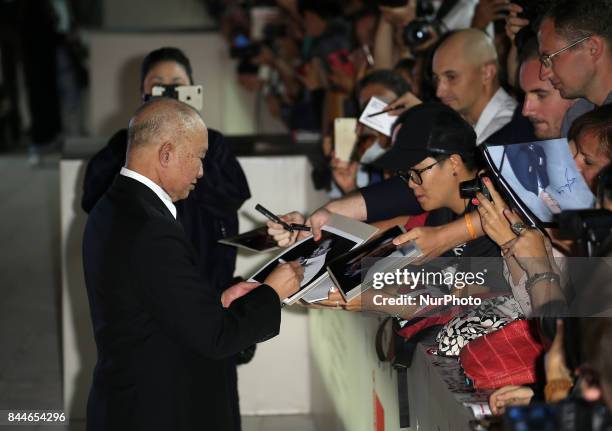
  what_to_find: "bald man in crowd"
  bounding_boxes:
[82,98,303,431]
[432,28,520,144]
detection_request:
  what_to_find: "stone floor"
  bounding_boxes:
[0,153,316,431]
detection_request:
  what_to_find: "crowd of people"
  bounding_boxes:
[226,0,612,426]
[78,0,612,429]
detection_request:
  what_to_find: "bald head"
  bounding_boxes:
[125,97,208,202]
[127,97,205,153]
[432,29,500,125]
[438,29,498,67]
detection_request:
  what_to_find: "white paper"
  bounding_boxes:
[247,214,378,306]
[301,278,334,303]
[358,96,396,137]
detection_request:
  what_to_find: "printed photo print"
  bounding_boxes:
[250,230,358,292]
[487,139,595,223]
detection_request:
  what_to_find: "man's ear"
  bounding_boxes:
[481,62,497,84]
[588,35,606,63]
[159,142,174,168]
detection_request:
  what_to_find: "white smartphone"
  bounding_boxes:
[151,85,203,111]
[334,118,358,162]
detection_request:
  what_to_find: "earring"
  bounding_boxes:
[453,172,457,177]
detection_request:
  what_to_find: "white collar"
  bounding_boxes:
[120,167,177,219]
[474,87,517,145]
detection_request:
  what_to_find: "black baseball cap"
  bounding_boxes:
[371,103,477,171]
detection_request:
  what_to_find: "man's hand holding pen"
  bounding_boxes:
[257,204,312,247]
[256,204,311,232]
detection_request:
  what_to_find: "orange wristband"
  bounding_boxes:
[545,378,573,402]
[465,213,477,240]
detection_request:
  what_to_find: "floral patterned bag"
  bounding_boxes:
[435,295,524,357]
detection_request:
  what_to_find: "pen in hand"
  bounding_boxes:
[367,104,406,117]
[256,204,289,229]
[255,204,312,232]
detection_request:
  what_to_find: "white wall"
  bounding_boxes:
[102,0,214,30]
[60,160,95,423]
[87,31,286,138]
[308,310,405,431]
[88,32,226,136]
[233,157,328,414]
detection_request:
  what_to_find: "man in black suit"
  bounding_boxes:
[82,97,303,431]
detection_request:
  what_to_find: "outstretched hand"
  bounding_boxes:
[384,91,422,117]
[266,211,308,247]
[307,207,332,242]
[489,385,534,415]
[472,0,513,30]
[392,225,451,263]
[505,3,530,41]
[331,156,360,194]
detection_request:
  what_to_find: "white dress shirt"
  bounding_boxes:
[439,0,476,30]
[474,87,517,145]
[436,0,495,36]
[120,167,177,219]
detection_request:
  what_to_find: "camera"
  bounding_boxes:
[401,0,442,50]
[555,209,612,257]
[555,164,612,257]
[459,174,492,201]
[504,398,612,431]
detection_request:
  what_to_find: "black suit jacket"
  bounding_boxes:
[82,175,280,431]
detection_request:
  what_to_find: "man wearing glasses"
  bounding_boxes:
[538,0,612,137]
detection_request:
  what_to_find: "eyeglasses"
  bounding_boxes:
[539,35,591,69]
[397,157,447,185]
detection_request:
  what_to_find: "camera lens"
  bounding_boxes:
[459,178,481,199]
[402,19,432,49]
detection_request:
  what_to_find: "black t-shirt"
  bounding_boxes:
[425,206,499,258]
[362,176,422,223]
[425,205,509,293]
